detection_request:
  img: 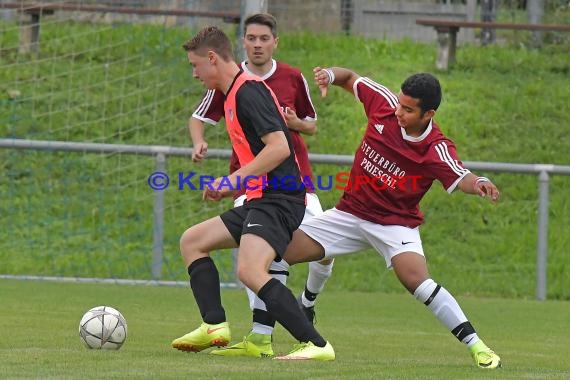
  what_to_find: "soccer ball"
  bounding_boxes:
[79,306,127,350]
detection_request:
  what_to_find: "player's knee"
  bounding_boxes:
[179,229,194,255]
[235,265,249,286]
[392,253,429,293]
[235,264,259,290]
[398,274,429,294]
[179,228,204,260]
[318,258,334,266]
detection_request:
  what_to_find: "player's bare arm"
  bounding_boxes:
[232,130,290,179]
[313,66,360,97]
[189,116,208,162]
[458,172,500,203]
[203,130,290,201]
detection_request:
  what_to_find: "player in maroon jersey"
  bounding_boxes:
[171,26,335,361]
[189,13,334,358]
[281,67,502,369]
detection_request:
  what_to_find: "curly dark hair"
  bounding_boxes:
[401,73,442,113]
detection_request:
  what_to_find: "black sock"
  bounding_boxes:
[255,266,288,327]
[188,257,225,324]
[304,285,318,302]
[258,278,326,347]
[252,309,276,328]
[451,321,476,342]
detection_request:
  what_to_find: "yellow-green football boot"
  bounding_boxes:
[171,322,230,352]
[210,331,273,358]
[274,341,335,361]
[470,340,502,369]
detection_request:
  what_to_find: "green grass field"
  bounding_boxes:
[1,9,570,380]
[1,279,569,379]
[1,20,570,299]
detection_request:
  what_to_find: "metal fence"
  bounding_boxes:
[1,138,570,300]
[2,0,568,45]
[1,0,569,299]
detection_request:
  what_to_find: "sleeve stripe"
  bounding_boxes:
[300,73,317,120]
[191,114,218,125]
[434,142,469,177]
[194,89,215,117]
[359,77,399,109]
[446,173,469,194]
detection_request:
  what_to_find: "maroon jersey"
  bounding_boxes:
[192,59,317,196]
[336,77,470,228]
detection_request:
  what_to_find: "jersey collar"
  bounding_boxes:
[241,59,277,80]
[400,119,433,142]
[225,69,244,96]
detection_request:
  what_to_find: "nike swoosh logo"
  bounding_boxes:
[206,327,225,334]
[401,241,414,245]
[247,223,262,227]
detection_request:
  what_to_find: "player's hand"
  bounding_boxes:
[313,67,329,98]
[283,107,299,126]
[192,142,208,162]
[202,188,222,202]
[475,180,500,203]
[203,176,237,202]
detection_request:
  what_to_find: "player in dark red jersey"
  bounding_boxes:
[171,26,334,361]
[282,67,502,368]
[189,13,333,357]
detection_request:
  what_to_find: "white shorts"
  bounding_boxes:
[299,208,424,268]
[234,192,323,221]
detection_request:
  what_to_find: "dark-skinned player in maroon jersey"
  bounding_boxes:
[189,13,333,358]
[281,67,502,369]
[171,26,335,361]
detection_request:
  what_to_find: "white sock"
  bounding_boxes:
[302,260,334,307]
[251,322,273,336]
[413,279,480,346]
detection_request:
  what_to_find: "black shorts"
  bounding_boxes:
[220,197,305,259]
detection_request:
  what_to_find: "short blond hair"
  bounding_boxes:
[182,26,234,61]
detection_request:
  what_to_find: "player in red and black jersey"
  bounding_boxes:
[172,26,334,361]
[282,67,502,368]
[189,13,333,357]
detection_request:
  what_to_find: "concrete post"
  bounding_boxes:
[536,170,549,300]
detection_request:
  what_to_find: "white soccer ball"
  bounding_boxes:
[79,306,127,350]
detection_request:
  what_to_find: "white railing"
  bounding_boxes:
[2,138,570,300]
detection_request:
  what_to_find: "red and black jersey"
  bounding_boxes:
[224,70,305,202]
[192,59,317,197]
[336,77,470,228]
